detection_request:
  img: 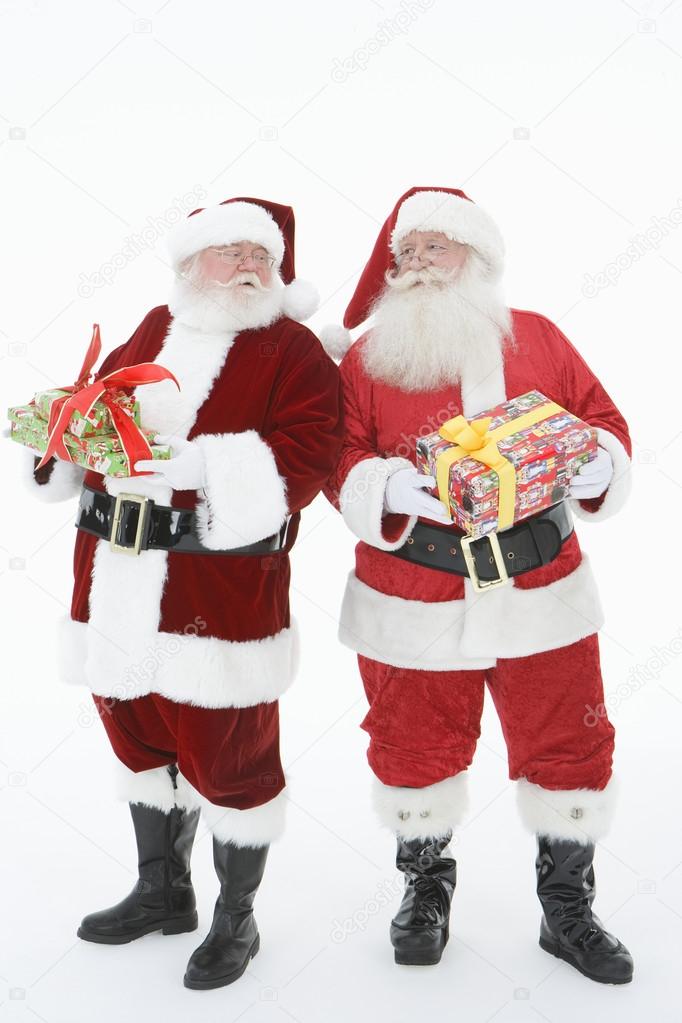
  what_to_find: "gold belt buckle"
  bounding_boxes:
[460,531,510,593]
[110,492,149,556]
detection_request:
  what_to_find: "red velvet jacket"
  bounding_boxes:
[324,309,632,671]
[29,304,343,708]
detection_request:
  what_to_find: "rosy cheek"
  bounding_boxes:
[208,258,235,282]
[201,254,220,276]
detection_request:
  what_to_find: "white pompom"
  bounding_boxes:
[318,324,353,361]
[281,279,319,321]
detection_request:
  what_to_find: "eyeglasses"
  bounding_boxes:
[395,242,451,266]
[206,247,275,269]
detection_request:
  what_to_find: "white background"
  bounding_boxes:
[1,1,681,1020]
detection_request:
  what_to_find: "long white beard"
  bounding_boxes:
[168,267,285,334]
[362,257,514,392]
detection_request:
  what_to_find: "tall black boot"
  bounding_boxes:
[390,832,456,966]
[535,835,633,984]
[78,766,200,944]
[184,838,268,990]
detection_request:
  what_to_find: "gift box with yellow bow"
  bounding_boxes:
[415,389,598,539]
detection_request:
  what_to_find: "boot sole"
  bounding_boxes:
[183,933,260,990]
[393,926,448,966]
[77,911,199,945]
[539,935,633,985]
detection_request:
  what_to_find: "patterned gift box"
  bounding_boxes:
[416,389,598,538]
[8,322,179,478]
[33,387,139,438]
[8,404,170,478]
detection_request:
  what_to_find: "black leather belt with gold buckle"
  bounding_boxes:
[387,501,573,592]
[75,484,293,557]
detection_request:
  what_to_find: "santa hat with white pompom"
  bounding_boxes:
[319,185,505,360]
[166,195,319,322]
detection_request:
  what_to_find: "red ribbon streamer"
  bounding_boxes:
[35,323,179,475]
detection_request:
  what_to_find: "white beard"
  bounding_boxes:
[362,256,514,392]
[168,267,285,335]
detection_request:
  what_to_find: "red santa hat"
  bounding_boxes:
[166,196,319,321]
[320,186,505,359]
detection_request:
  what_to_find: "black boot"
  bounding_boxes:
[390,832,456,966]
[183,839,268,990]
[535,835,633,984]
[78,768,200,944]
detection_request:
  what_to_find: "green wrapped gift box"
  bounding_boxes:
[8,404,170,478]
[33,387,140,439]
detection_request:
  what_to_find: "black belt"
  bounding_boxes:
[388,501,573,592]
[75,484,293,556]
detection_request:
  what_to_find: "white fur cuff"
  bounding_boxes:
[114,762,287,846]
[570,428,632,523]
[194,430,288,550]
[115,762,176,813]
[372,773,470,841]
[180,776,287,848]
[516,777,619,842]
[339,456,416,551]
[21,447,84,503]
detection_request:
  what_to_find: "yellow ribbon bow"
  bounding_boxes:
[439,414,495,455]
[436,414,517,531]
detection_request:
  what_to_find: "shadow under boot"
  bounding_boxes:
[78,766,200,944]
[184,838,268,990]
[536,835,633,984]
[390,832,456,966]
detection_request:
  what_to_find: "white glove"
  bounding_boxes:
[383,467,451,523]
[134,433,207,490]
[568,446,613,500]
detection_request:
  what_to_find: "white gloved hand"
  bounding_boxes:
[383,467,452,524]
[134,433,207,490]
[568,446,613,500]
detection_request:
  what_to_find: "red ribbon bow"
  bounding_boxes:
[35,324,180,474]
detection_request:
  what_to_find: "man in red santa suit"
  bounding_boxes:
[322,186,633,984]
[24,197,342,989]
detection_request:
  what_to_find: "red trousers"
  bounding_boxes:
[358,634,615,792]
[93,692,285,810]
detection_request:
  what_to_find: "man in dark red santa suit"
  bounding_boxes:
[25,197,342,989]
[322,186,633,984]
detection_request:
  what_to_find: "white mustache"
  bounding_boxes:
[384,265,457,291]
[198,269,268,291]
[225,270,268,291]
